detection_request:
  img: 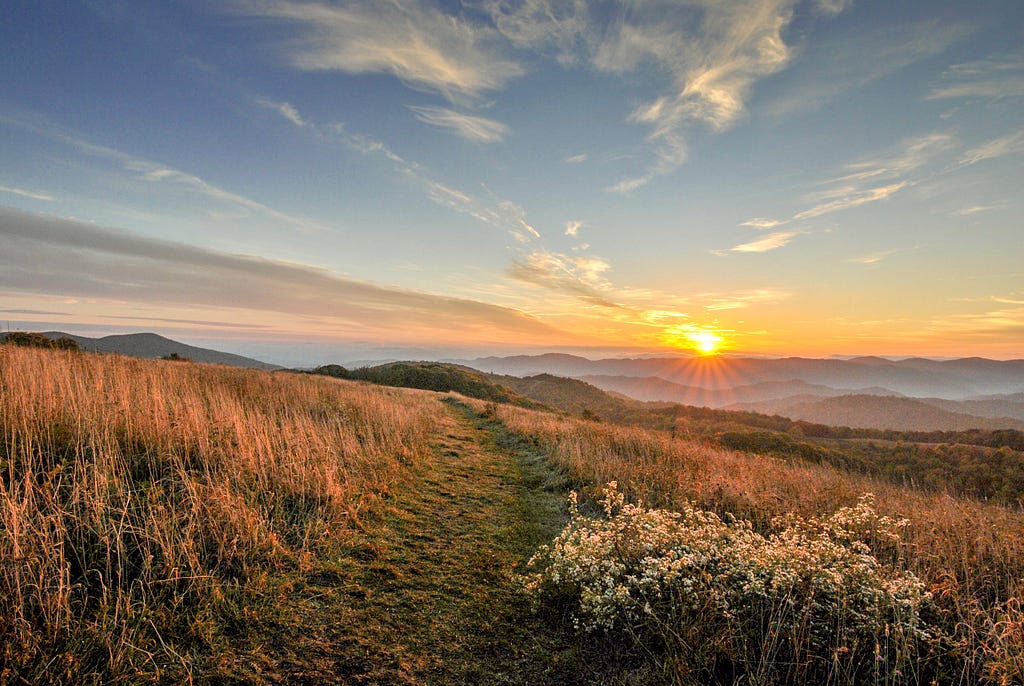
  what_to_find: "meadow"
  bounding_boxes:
[3,344,1024,684]
[0,345,436,682]
[488,402,1024,683]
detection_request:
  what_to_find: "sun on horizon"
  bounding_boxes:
[684,329,724,355]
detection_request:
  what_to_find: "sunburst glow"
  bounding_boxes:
[688,331,723,355]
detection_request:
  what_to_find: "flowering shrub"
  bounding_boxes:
[524,483,937,684]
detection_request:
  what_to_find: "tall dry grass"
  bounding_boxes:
[0,346,437,683]
[488,402,1024,683]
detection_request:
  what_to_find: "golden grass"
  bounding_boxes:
[0,346,437,682]
[487,402,1024,683]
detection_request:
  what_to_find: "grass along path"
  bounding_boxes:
[210,395,588,684]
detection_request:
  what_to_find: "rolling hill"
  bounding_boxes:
[461,353,1024,399]
[725,394,1024,432]
[312,361,548,410]
[580,374,899,407]
[33,331,280,370]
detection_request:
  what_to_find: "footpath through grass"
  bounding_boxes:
[210,396,599,684]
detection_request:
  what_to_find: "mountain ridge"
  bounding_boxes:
[34,331,281,370]
[459,353,1024,399]
[723,394,1024,432]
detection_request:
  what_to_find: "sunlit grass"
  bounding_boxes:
[0,345,437,682]
[484,400,1024,683]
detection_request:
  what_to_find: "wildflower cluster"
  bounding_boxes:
[524,483,936,684]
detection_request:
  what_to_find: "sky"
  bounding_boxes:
[1,0,1022,365]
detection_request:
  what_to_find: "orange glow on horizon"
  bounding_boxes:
[683,329,724,356]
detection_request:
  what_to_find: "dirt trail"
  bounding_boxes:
[211,397,582,685]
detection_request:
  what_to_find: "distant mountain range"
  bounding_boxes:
[578,374,901,407]
[456,353,1024,431]
[35,332,280,370]
[723,394,1024,432]
[460,353,1024,399]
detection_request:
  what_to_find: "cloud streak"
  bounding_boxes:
[927,51,1024,100]
[740,217,785,229]
[255,96,306,127]
[730,230,796,253]
[1,112,326,232]
[507,250,625,310]
[230,0,523,102]
[0,207,565,344]
[764,19,973,117]
[795,132,955,219]
[0,184,54,201]
[487,0,812,191]
[324,121,540,242]
[846,249,901,265]
[408,106,510,143]
[955,130,1024,168]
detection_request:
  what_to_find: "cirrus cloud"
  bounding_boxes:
[408,106,511,143]
[729,230,796,253]
[229,0,523,102]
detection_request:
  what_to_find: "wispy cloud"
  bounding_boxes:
[564,220,583,236]
[955,130,1024,168]
[927,50,1024,100]
[794,182,906,220]
[0,207,563,343]
[794,132,955,220]
[846,249,901,265]
[0,308,70,316]
[954,204,1001,216]
[814,0,853,15]
[322,122,540,243]
[564,153,587,164]
[729,230,796,253]
[924,304,1024,341]
[696,289,789,311]
[229,0,523,102]
[720,131,965,257]
[254,96,305,127]
[488,0,815,191]
[507,249,623,310]
[740,217,786,229]
[764,19,972,117]
[606,175,653,195]
[992,295,1024,306]
[0,184,54,201]
[1,112,326,232]
[408,106,510,143]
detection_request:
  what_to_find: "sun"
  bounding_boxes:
[660,324,727,355]
[686,330,723,355]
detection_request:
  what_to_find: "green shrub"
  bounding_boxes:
[2,331,78,351]
[524,484,937,684]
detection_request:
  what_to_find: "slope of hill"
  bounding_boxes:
[313,361,548,410]
[919,397,1024,422]
[34,331,281,369]
[486,372,641,419]
[734,394,1024,432]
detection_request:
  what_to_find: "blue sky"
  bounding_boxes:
[1,0,1022,364]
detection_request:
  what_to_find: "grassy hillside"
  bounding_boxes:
[313,361,547,410]
[0,346,437,682]
[6,348,1024,683]
[483,400,1024,684]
